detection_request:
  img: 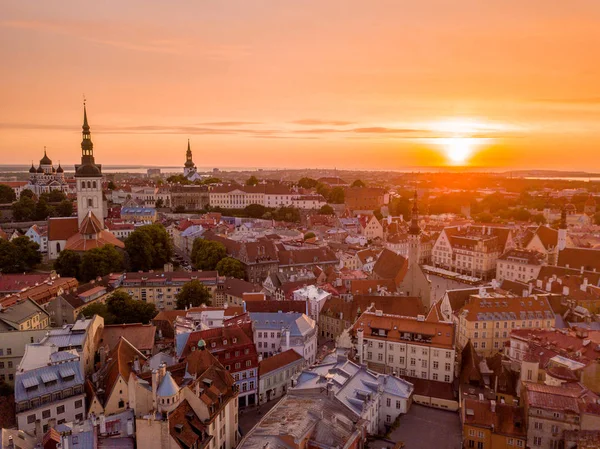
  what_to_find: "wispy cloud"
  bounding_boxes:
[291,119,355,126]
[533,97,600,105]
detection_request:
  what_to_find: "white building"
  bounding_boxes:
[25,224,48,253]
[292,285,331,324]
[291,194,327,210]
[293,354,414,434]
[250,312,318,365]
[496,248,545,283]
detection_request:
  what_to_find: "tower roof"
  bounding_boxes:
[40,148,52,166]
[184,139,195,168]
[29,163,36,173]
[56,163,64,173]
[36,165,44,173]
[76,102,102,177]
[408,191,421,235]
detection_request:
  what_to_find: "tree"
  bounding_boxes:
[80,302,116,325]
[155,198,164,208]
[191,239,227,270]
[246,175,259,186]
[244,204,267,218]
[272,206,301,223]
[81,291,157,325]
[201,177,221,185]
[351,179,366,188]
[388,196,411,218]
[531,213,547,224]
[34,198,53,220]
[125,224,173,271]
[20,189,35,199]
[215,257,245,279]
[175,205,186,213]
[12,196,35,221]
[175,280,211,309]
[41,190,66,203]
[107,181,117,190]
[298,177,318,189]
[12,236,42,271]
[0,239,21,273]
[304,232,316,241]
[0,379,14,397]
[55,200,73,217]
[54,250,81,278]
[474,212,494,223]
[318,204,335,215]
[328,187,345,204]
[0,185,16,203]
[79,245,125,282]
[167,174,191,185]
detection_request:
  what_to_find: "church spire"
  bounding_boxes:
[81,101,94,161]
[409,190,421,235]
[184,139,195,168]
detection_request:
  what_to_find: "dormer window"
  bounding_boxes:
[211,342,216,348]
[223,340,227,345]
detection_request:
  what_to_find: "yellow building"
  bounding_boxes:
[457,293,555,357]
[462,398,526,449]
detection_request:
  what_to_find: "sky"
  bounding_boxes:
[2,1,600,171]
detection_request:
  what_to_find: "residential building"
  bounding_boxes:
[522,382,600,449]
[179,323,259,407]
[291,194,327,209]
[258,349,304,404]
[0,272,55,296]
[292,285,331,323]
[292,354,414,434]
[496,248,545,283]
[352,311,456,383]
[456,292,556,356]
[344,187,388,212]
[170,185,210,211]
[120,206,157,223]
[15,352,85,432]
[100,323,157,357]
[277,246,339,274]
[558,247,600,273]
[462,398,526,449]
[359,215,384,240]
[0,329,48,385]
[0,276,78,308]
[0,298,51,331]
[250,312,318,364]
[237,393,367,449]
[25,224,48,253]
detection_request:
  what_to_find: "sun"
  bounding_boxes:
[445,138,475,164]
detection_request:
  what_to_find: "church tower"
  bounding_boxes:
[557,206,567,251]
[184,139,196,177]
[408,191,421,264]
[75,102,104,228]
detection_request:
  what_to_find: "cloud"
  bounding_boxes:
[197,121,263,126]
[291,119,355,126]
[352,127,421,134]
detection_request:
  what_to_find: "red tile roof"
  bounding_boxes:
[259,349,304,376]
[48,217,79,241]
[101,323,156,353]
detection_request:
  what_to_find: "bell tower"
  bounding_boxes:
[74,101,104,227]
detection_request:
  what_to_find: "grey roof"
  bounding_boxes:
[15,360,83,402]
[156,371,179,397]
[41,321,90,348]
[249,312,316,337]
[0,298,49,330]
[176,332,191,358]
[50,351,79,363]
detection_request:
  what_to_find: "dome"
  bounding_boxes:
[40,151,52,166]
[29,164,36,174]
[56,164,64,173]
[565,203,576,211]
[36,165,44,173]
[157,371,179,397]
[197,339,206,349]
[76,164,101,177]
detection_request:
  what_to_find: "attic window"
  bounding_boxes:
[211,342,216,348]
[232,338,237,344]
[223,340,227,345]
[175,424,184,433]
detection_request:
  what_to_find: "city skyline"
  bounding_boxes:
[2,1,600,170]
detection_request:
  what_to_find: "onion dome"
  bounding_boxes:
[56,163,64,173]
[76,164,101,176]
[36,165,44,173]
[29,163,36,173]
[40,148,52,166]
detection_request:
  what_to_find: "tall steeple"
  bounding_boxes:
[80,101,94,163]
[184,139,195,168]
[408,191,421,236]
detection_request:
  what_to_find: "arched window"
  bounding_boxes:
[88,198,93,207]
[56,243,61,253]
[92,181,97,189]
[87,181,91,189]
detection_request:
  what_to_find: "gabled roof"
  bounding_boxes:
[259,349,304,376]
[558,247,600,273]
[48,217,79,241]
[104,337,147,400]
[371,248,407,282]
[80,211,104,235]
[169,400,209,449]
[102,323,156,353]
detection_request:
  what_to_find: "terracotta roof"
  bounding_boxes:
[245,300,306,314]
[48,217,79,241]
[321,295,425,323]
[101,323,156,353]
[278,246,338,267]
[498,248,545,265]
[353,311,455,349]
[0,273,53,293]
[527,225,558,250]
[169,400,209,449]
[399,375,455,400]
[463,398,526,438]
[0,276,78,307]
[460,340,484,387]
[65,227,125,252]
[259,349,304,376]
[104,337,147,400]
[523,382,599,414]
[371,248,408,282]
[80,211,104,235]
[458,295,554,322]
[558,247,600,273]
[349,279,397,295]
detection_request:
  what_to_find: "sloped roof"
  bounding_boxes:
[371,248,407,281]
[48,217,79,241]
[102,323,156,352]
[259,349,304,376]
[558,247,600,272]
[157,371,180,397]
[104,337,147,400]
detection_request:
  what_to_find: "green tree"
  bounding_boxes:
[167,174,191,185]
[12,236,42,271]
[327,187,345,204]
[175,280,212,309]
[304,232,316,240]
[272,206,301,223]
[125,224,173,271]
[80,302,116,325]
[0,185,16,203]
[351,179,366,188]
[388,196,412,218]
[0,379,14,397]
[155,198,164,208]
[54,250,82,278]
[318,204,335,215]
[34,198,53,220]
[20,190,35,199]
[244,204,267,218]
[41,190,66,203]
[12,196,36,221]
[246,175,259,186]
[201,177,221,185]
[191,239,227,270]
[56,200,73,217]
[81,291,157,325]
[0,239,21,273]
[107,181,117,190]
[80,245,125,282]
[298,177,318,189]
[474,212,494,223]
[215,257,245,279]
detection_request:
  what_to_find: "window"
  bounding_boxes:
[478,431,484,438]
[386,398,391,407]
[433,373,438,380]
[42,410,51,419]
[469,430,475,437]
[56,405,65,414]
[367,352,372,360]
[235,363,241,369]
[507,438,514,446]
[468,441,474,448]
[27,414,36,424]
[534,422,542,430]
[533,437,542,446]
[517,441,524,448]
[477,443,483,449]
[378,354,383,361]
[378,342,384,349]
[551,425,559,434]
[75,413,83,422]
[396,400,402,409]
[75,399,83,409]
[6,348,11,355]
[444,375,450,382]
[386,415,392,423]
[445,363,451,371]
[388,355,394,363]
[553,412,560,419]
[410,358,416,366]
[421,360,427,368]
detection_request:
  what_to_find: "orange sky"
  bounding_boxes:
[2,1,600,171]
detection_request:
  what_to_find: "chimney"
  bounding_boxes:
[528,283,534,294]
[490,400,496,413]
[582,278,588,292]
[133,356,140,374]
[284,329,291,352]
[563,286,570,296]
[99,414,107,434]
[152,369,160,410]
[357,328,364,364]
[522,289,529,298]
[546,281,552,292]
